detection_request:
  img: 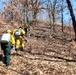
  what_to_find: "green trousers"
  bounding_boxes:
[1,42,11,66]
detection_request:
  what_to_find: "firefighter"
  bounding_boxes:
[1,29,15,66]
[13,26,25,51]
[23,23,28,35]
[23,23,29,42]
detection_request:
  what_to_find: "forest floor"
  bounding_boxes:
[0,20,76,75]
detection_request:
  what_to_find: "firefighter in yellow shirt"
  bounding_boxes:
[22,23,29,42]
[1,29,15,66]
[23,23,28,35]
[13,26,25,51]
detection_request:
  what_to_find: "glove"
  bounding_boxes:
[12,45,15,50]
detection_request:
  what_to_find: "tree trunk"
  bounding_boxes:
[66,0,76,40]
[61,0,63,32]
[33,11,37,20]
[52,13,56,32]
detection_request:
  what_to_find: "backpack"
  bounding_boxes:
[14,29,22,36]
[0,33,10,43]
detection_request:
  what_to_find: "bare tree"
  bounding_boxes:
[2,0,21,23]
[18,0,29,24]
[61,0,63,32]
[47,0,58,33]
[66,0,76,40]
[30,0,46,21]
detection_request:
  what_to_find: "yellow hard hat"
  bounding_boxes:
[25,24,28,26]
[24,24,28,28]
[7,29,11,33]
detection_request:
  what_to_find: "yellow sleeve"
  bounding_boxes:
[13,29,17,35]
[21,29,25,35]
[10,35,15,45]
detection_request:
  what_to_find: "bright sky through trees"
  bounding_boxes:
[0,0,76,25]
[0,0,4,9]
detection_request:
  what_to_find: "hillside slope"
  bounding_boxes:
[0,21,76,75]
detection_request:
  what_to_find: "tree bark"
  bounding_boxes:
[61,0,63,32]
[66,0,76,40]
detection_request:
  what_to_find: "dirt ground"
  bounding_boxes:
[0,20,76,75]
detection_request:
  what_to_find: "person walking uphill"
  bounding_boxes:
[24,23,28,36]
[13,26,25,51]
[1,29,15,66]
[22,23,29,42]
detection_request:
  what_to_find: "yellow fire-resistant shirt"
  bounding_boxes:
[7,33,15,45]
[10,35,15,45]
